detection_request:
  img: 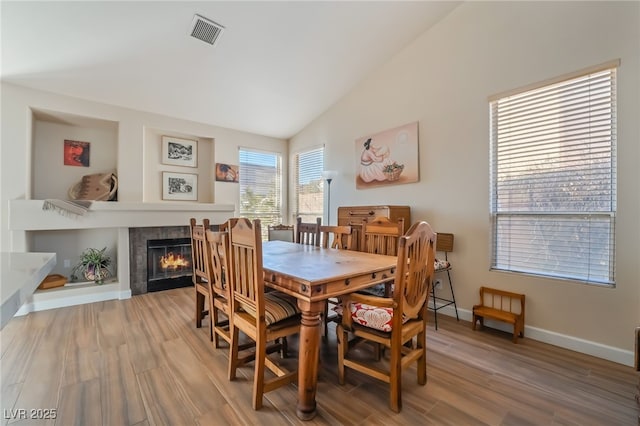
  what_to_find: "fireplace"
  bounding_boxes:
[129,225,222,294]
[147,237,193,292]
[129,226,193,294]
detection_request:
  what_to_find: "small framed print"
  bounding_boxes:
[163,172,198,201]
[215,163,239,183]
[162,136,197,167]
[64,139,90,167]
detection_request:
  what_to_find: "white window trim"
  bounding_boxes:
[293,145,325,223]
[489,61,618,286]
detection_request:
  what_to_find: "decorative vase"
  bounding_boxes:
[84,265,109,284]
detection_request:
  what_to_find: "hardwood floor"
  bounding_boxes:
[1,287,636,425]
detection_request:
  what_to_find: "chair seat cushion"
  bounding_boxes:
[333,302,409,332]
[434,258,450,271]
[264,292,300,325]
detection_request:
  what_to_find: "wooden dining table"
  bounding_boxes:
[261,240,398,420]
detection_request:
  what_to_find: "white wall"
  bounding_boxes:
[1,83,289,251]
[290,1,640,360]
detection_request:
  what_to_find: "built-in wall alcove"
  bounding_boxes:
[27,108,120,297]
[31,108,119,200]
[28,228,118,282]
[143,126,215,203]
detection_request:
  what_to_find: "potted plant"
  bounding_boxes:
[71,247,112,284]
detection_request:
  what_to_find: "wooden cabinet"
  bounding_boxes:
[337,205,410,251]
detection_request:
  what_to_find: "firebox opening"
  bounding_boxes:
[147,237,193,292]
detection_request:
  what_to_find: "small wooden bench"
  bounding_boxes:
[472,286,525,343]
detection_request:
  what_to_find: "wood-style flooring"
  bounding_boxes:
[1,287,636,425]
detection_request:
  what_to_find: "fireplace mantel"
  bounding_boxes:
[8,200,236,231]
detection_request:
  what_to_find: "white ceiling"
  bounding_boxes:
[1,1,460,139]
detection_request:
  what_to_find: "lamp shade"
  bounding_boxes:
[321,170,338,180]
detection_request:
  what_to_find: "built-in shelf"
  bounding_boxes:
[9,200,235,315]
[16,281,125,316]
[8,200,236,230]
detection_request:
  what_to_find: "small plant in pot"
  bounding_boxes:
[71,247,112,284]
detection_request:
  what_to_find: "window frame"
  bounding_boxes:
[489,60,618,286]
[293,146,325,223]
[238,147,283,237]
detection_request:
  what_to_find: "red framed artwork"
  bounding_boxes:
[64,140,90,167]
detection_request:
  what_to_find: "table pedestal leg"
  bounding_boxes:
[296,300,323,420]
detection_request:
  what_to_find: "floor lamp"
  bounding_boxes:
[321,170,338,225]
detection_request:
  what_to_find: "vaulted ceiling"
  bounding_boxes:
[1,1,460,139]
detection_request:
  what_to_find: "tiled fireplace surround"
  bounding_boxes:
[129,226,191,295]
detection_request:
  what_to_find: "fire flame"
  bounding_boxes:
[160,252,190,270]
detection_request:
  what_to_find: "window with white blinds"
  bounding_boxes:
[294,147,324,223]
[489,61,617,285]
[239,148,283,236]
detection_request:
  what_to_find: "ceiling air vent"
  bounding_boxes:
[189,14,224,46]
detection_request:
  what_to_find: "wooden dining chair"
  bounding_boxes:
[360,216,405,256]
[320,225,353,250]
[296,216,321,246]
[204,229,232,348]
[319,225,353,337]
[190,218,213,340]
[359,216,405,297]
[267,223,294,242]
[337,221,436,413]
[226,218,301,410]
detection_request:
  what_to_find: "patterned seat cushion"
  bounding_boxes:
[264,292,300,325]
[333,302,409,332]
[434,258,450,271]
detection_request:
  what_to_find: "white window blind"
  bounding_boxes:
[294,147,324,223]
[239,148,282,237]
[490,62,617,285]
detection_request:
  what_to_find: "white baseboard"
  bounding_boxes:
[431,303,635,367]
[15,283,132,316]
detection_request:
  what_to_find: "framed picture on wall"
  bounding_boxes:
[162,136,197,167]
[162,172,198,201]
[64,139,90,167]
[215,163,239,183]
[354,121,419,189]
